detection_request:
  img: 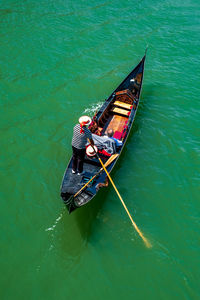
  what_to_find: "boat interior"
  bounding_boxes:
[89,83,141,142]
[82,84,141,167]
[60,68,143,209]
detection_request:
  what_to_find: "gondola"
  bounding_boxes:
[60,53,146,213]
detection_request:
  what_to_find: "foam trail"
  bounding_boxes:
[45,207,66,232]
[83,102,103,116]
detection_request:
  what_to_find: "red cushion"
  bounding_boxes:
[99,149,111,157]
[113,131,122,139]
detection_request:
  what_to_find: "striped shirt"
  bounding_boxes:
[71,124,92,149]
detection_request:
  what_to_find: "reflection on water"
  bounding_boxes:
[44,189,106,269]
[74,189,106,241]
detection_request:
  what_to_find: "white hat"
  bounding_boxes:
[86,145,98,157]
[79,115,92,126]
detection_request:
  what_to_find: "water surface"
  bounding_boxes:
[0,0,200,299]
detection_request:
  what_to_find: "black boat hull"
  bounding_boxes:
[60,54,146,213]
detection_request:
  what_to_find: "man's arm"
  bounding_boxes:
[87,128,94,145]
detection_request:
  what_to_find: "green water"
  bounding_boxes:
[1,0,200,299]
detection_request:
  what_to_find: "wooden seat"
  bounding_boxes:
[111,107,130,117]
[106,115,128,134]
[114,101,132,110]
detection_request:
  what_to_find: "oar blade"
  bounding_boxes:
[104,153,119,168]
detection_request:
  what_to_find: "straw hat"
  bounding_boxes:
[79,115,92,126]
[86,145,98,157]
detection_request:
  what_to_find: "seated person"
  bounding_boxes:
[90,133,116,155]
[106,129,123,147]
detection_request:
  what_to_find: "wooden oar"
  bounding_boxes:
[74,153,119,198]
[89,142,152,248]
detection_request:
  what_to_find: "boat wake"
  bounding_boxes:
[45,207,66,232]
[83,101,103,116]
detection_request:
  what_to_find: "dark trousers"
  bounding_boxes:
[72,146,86,173]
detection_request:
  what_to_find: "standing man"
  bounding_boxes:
[71,116,94,175]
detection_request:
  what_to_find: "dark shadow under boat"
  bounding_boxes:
[74,188,108,241]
